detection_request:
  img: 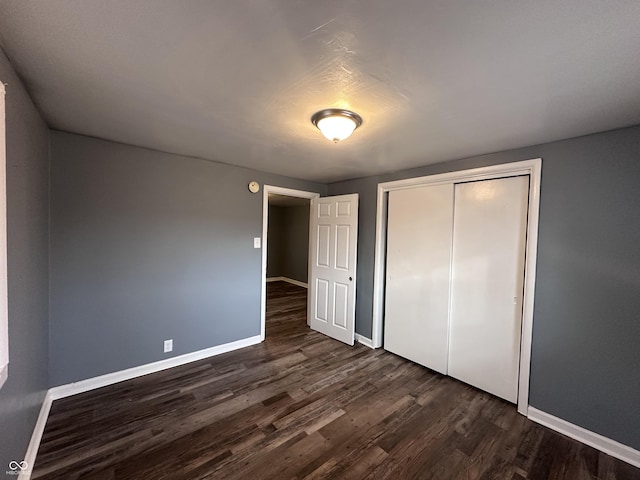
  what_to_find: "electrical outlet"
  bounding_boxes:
[163,339,173,353]
[254,237,261,248]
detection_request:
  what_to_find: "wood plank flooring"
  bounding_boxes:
[33,281,639,479]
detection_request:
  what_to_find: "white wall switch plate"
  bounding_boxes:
[254,237,261,248]
[163,339,173,353]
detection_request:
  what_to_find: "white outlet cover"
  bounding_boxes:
[164,339,173,353]
[253,237,261,248]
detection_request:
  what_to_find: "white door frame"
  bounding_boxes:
[261,185,320,340]
[372,158,542,415]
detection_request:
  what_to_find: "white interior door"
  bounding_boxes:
[384,185,454,374]
[308,194,358,345]
[448,176,529,403]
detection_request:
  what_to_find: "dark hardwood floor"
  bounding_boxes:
[33,281,639,479]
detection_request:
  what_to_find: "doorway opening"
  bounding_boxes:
[260,186,319,340]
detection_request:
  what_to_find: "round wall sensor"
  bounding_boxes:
[248,181,260,193]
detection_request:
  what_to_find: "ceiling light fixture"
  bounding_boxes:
[311,108,363,143]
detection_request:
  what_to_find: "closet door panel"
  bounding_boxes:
[448,176,529,402]
[384,184,454,374]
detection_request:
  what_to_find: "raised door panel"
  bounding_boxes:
[315,278,329,323]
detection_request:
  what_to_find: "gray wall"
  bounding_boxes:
[328,125,640,450]
[0,50,50,468]
[267,205,310,283]
[266,205,285,279]
[49,132,325,385]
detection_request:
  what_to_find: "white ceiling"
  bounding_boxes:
[1,1,639,183]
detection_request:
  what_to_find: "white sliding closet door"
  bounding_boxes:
[448,176,529,403]
[384,184,454,374]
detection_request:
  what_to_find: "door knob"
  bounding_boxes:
[349,277,353,281]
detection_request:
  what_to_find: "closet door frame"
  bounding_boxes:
[372,158,542,416]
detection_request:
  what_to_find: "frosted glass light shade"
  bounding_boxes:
[311,109,363,143]
[317,115,357,142]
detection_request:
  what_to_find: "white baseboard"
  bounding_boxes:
[49,335,262,400]
[355,334,375,349]
[19,391,53,480]
[20,335,262,480]
[528,407,640,468]
[266,276,308,288]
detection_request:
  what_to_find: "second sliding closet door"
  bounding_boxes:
[448,176,529,403]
